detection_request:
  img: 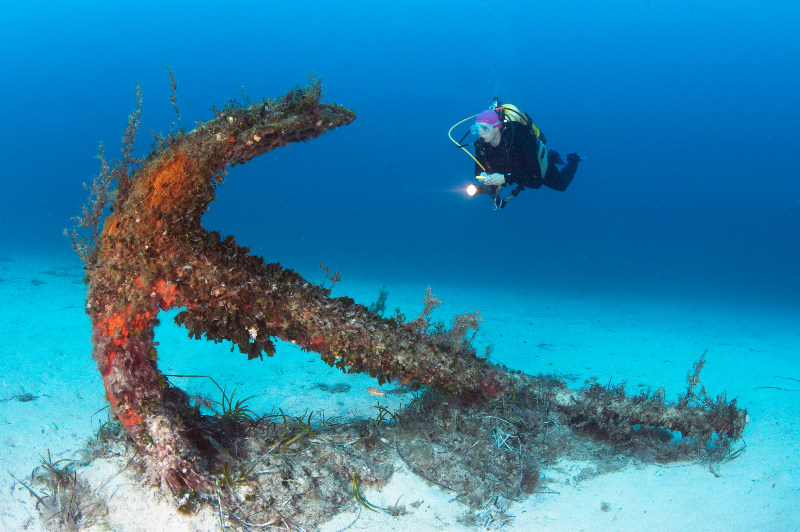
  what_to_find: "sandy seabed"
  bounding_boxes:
[1,252,798,531]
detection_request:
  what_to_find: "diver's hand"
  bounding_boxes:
[482,173,505,186]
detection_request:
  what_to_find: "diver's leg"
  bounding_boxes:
[544,152,580,191]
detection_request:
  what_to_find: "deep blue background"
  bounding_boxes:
[2,0,798,306]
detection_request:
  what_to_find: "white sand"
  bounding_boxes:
[1,252,798,530]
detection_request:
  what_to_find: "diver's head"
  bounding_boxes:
[471,109,502,146]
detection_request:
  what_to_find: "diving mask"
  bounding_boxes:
[470,121,500,135]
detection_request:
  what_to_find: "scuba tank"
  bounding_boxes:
[492,98,548,180]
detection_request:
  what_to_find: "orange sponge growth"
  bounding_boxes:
[102,383,144,428]
[97,305,153,348]
[142,153,190,215]
[152,278,179,310]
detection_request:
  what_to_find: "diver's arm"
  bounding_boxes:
[474,140,487,177]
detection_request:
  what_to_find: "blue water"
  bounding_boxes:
[1,0,799,307]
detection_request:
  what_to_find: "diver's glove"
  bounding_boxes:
[482,173,506,186]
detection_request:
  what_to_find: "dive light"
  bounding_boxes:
[466,183,496,197]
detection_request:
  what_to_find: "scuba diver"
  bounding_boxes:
[450,99,583,209]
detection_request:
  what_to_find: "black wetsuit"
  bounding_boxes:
[474,121,579,192]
